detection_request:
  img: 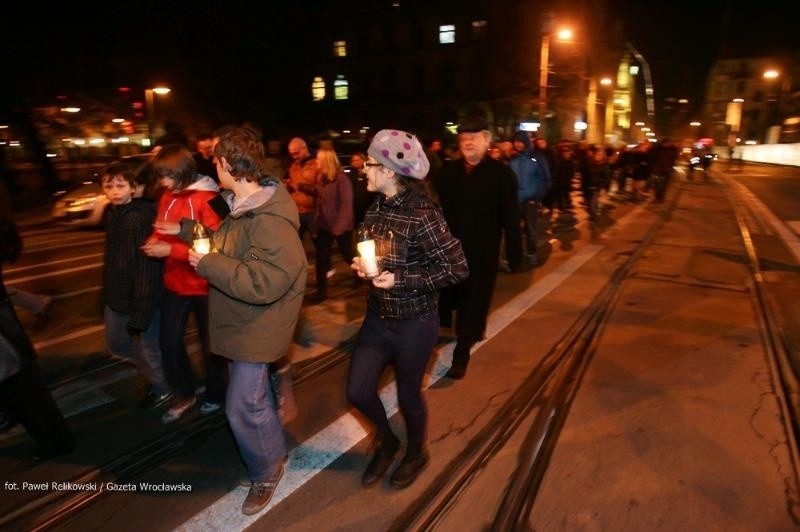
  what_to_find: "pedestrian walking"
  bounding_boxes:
[0,183,74,461]
[432,115,523,379]
[182,125,308,514]
[349,129,468,488]
[142,144,227,423]
[100,161,170,409]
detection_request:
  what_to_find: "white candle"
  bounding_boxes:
[357,239,379,278]
[193,238,210,254]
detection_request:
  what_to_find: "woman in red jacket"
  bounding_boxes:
[142,144,226,424]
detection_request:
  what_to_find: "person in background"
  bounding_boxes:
[432,115,523,380]
[182,125,307,515]
[349,129,467,489]
[194,133,219,183]
[429,138,446,162]
[100,161,170,409]
[0,182,74,461]
[552,141,577,212]
[348,152,379,227]
[143,144,226,424]
[488,143,503,161]
[510,131,551,265]
[284,137,319,245]
[312,148,355,302]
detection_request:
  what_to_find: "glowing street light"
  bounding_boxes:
[539,23,573,137]
[145,86,171,146]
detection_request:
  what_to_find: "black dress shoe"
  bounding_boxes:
[445,363,467,380]
[389,447,429,489]
[361,432,400,486]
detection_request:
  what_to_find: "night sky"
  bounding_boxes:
[2,1,797,128]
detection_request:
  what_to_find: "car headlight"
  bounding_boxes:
[69,197,98,207]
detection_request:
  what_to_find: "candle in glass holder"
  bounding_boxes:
[192,220,211,254]
[357,238,379,278]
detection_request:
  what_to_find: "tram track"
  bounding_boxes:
[2,333,360,532]
[6,171,799,530]
[391,176,800,531]
[0,274,365,531]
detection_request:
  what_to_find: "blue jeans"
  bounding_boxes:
[347,309,439,445]
[104,306,167,395]
[226,361,286,483]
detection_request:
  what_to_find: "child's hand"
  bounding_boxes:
[141,239,171,258]
[153,221,180,235]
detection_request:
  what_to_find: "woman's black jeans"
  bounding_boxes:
[160,289,226,403]
[347,309,439,445]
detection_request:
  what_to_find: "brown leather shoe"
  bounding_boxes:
[242,463,284,515]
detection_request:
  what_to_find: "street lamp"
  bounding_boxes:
[762,69,786,143]
[538,26,572,137]
[145,86,171,147]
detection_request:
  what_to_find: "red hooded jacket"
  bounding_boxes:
[150,176,221,295]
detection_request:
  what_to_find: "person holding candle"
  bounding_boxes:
[142,144,226,423]
[349,129,468,489]
[179,125,307,515]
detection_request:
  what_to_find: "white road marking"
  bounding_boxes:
[34,325,105,351]
[4,253,103,274]
[730,180,800,263]
[176,245,603,531]
[53,286,102,300]
[5,262,103,285]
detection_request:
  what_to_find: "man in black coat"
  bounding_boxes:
[432,116,523,379]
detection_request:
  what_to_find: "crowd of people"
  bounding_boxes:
[0,118,681,516]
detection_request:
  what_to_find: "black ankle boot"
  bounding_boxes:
[361,431,400,486]
[389,443,429,489]
[445,342,472,380]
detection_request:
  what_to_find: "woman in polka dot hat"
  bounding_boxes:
[348,129,469,489]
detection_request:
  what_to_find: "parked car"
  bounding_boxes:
[51,153,156,228]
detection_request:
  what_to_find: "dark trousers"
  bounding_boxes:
[347,309,439,445]
[160,289,226,403]
[0,365,74,455]
[520,200,540,256]
[314,229,355,295]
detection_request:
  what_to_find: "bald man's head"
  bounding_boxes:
[288,138,309,161]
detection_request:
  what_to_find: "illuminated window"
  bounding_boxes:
[334,40,347,57]
[334,75,349,100]
[471,20,487,39]
[439,24,455,44]
[312,77,326,101]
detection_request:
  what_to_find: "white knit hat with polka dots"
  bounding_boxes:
[367,129,430,180]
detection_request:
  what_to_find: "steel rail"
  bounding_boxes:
[391,182,684,532]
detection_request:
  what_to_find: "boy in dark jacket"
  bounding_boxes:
[101,162,170,408]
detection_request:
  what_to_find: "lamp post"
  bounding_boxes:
[145,86,171,147]
[538,32,550,137]
[538,27,572,138]
[762,69,786,143]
